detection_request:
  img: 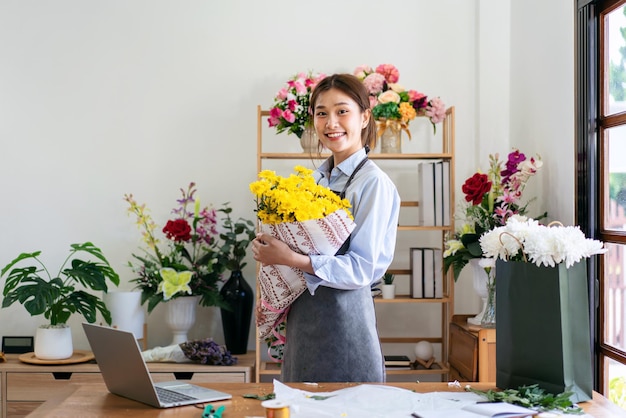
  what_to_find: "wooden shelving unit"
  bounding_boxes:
[254,105,455,383]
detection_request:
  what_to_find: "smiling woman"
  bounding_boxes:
[252,73,401,383]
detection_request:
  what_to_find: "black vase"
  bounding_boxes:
[219,270,253,354]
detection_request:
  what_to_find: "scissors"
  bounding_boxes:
[202,405,225,418]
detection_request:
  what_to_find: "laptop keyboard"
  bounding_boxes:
[155,386,197,403]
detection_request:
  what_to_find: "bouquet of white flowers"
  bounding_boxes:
[479,216,606,267]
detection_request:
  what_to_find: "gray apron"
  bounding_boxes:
[281,151,385,382]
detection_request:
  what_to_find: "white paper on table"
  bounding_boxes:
[271,381,595,418]
[256,209,355,341]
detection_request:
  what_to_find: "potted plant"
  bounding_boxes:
[125,183,228,345]
[216,203,256,354]
[381,272,396,299]
[1,242,120,359]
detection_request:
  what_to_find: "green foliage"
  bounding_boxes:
[1,242,120,326]
[609,172,626,210]
[466,384,583,414]
[372,102,401,120]
[382,272,395,285]
[216,203,256,272]
[609,7,626,102]
[609,376,626,408]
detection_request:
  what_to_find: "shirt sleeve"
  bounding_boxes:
[305,165,400,294]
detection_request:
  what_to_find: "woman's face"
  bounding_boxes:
[312,88,370,164]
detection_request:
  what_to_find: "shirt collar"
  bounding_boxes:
[321,147,367,177]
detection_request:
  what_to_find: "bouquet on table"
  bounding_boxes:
[249,165,355,361]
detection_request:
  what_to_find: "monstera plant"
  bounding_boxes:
[1,242,120,359]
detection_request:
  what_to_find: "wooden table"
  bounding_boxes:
[26,382,626,417]
[0,352,255,417]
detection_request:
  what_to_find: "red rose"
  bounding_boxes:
[163,219,192,242]
[462,173,492,205]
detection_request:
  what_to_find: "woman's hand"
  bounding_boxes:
[251,233,314,274]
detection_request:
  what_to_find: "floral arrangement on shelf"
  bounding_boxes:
[354,63,446,135]
[124,183,227,313]
[249,165,355,361]
[443,149,546,281]
[479,217,607,268]
[267,71,327,139]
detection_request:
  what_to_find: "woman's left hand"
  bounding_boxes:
[251,233,314,274]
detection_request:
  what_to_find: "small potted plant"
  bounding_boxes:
[381,272,396,299]
[1,242,120,360]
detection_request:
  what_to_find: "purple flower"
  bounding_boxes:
[501,150,526,183]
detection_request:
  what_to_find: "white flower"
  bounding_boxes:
[479,218,607,268]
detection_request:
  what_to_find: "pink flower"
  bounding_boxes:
[425,97,446,123]
[276,88,289,101]
[363,73,386,95]
[376,64,400,83]
[282,109,295,123]
[369,95,378,109]
[354,65,373,80]
[287,80,307,95]
[407,89,425,102]
[287,99,298,112]
[268,107,283,127]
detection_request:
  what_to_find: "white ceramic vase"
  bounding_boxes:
[34,325,73,360]
[165,295,200,345]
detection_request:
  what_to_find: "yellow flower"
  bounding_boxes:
[158,268,192,300]
[399,102,417,123]
[250,165,353,224]
[443,239,465,258]
[460,222,476,235]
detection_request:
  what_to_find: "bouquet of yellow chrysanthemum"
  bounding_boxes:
[249,166,355,361]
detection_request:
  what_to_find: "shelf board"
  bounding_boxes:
[259,152,453,160]
[386,362,449,375]
[379,337,443,344]
[374,295,450,304]
[258,361,449,376]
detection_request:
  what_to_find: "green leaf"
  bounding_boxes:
[1,242,119,325]
[466,384,584,414]
[1,251,42,277]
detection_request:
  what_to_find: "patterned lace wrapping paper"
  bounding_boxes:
[256,209,355,341]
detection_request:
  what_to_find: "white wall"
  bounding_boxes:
[0,0,575,355]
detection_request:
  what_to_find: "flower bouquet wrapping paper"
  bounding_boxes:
[256,209,354,340]
[250,166,355,359]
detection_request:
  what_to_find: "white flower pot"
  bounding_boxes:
[382,284,396,300]
[103,290,145,339]
[34,325,73,360]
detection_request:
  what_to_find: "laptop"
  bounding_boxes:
[82,323,232,408]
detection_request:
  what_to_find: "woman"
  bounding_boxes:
[251,73,400,382]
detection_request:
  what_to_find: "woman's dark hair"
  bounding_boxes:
[309,73,377,150]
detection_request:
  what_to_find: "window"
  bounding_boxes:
[578,0,626,407]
